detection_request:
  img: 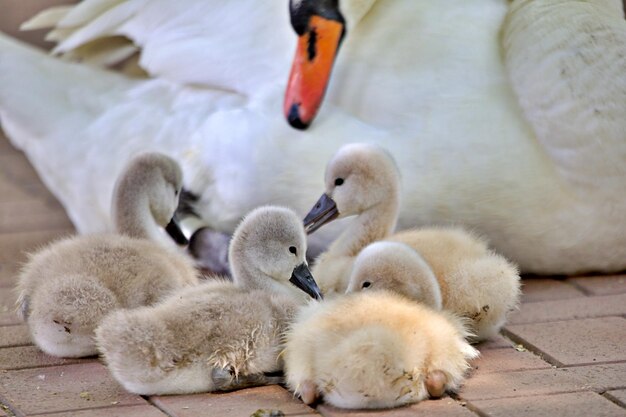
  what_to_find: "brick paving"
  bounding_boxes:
[0,131,625,416]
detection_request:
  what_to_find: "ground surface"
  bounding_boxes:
[0,130,625,417]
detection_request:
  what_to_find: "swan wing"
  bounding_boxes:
[502,0,626,189]
[32,0,294,94]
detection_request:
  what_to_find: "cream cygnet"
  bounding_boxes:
[346,238,520,341]
[304,143,400,297]
[303,143,520,339]
[15,153,199,358]
[95,206,323,395]
[284,291,478,409]
[346,241,443,310]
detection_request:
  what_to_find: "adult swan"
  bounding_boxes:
[0,0,624,274]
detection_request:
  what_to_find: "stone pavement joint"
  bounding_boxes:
[504,317,626,367]
[605,390,626,408]
[468,391,626,417]
[0,398,15,417]
[143,395,177,417]
[508,293,626,324]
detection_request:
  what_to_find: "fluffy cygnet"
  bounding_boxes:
[304,143,401,296]
[15,153,199,357]
[95,206,323,395]
[303,143,520,339]
[346,241,443,310]
[284,291,478,409]
[346,238,520,341]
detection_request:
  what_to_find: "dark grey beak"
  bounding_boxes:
[165,215,189,246]
[290,263,323,300]
[303,193,339,235]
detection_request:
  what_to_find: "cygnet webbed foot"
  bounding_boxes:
[299,379,319,405]
[425,370,448,398]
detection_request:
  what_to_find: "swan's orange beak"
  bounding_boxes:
[284,15,345,130]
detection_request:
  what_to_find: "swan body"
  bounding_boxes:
[0,0,624,274]
[96,206,322,395]
[16,153,199,357]
[346,237,520,341]
[283,291,478,409]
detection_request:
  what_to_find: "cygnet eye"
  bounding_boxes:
[362,281,371,289]
[289,246,297,255]
[334,178,344,186]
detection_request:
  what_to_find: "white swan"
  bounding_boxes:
[0,0,624,274]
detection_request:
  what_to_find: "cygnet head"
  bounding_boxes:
[229,206,323,300]
[345,241,443,310]
[304,143,400,234]
[111,153,185,242]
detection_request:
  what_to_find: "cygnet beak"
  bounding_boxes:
[303,193,339,234]
[165,214,189,246]
[290,263,324,300]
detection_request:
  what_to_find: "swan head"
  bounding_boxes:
[111,153,185,242]
[229,206,323,300]
[303,143,400,234]
[345,241,443,310]
[284,0,377,129]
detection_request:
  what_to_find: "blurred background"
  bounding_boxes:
[0,0,78,49]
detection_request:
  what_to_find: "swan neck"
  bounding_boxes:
[333,198,399,257]
[231,253,305,303]
[113,183,168,245]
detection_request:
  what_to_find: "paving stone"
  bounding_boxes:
[605,389,626,408]
[475,334,514,350]
[0,345,93,370]
[568,275,626,296]
[0,173,29,203]
[0,132,19,156]
[0,263,18,288]
[470,346,551,374]
[520,278,585,303]
[469,391,626,417]
[317,398,477,416]
[0,153,44,187]
[0,173,55,203]
[508,294,626,324]
[32,404,168,417]
[505,317,626,366]
[0,362,146,415]
[568,363,626,392]
[0,199,73,234]
[152,385,318,417]
[459,368,589,401]
[0,288,20,325]
[0,229,73,265]
[0,324,31,348]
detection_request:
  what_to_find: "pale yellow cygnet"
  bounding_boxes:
[283,291,478,409]
[346,238,520,341]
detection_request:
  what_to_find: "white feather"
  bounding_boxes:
[0,0,625,274]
